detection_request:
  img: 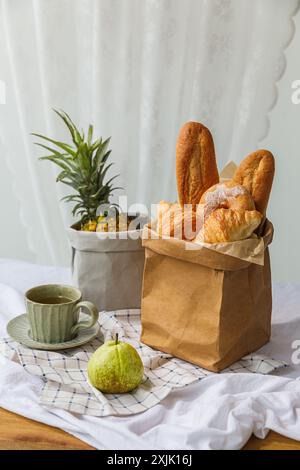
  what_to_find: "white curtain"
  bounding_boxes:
[0,0,298,266]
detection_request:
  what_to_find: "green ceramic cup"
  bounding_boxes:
[25,284,99,344]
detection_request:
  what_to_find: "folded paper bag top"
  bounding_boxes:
[68,225,145,253]
[143,218,273,269]
[219,160,238,182]
[140,219,273,372]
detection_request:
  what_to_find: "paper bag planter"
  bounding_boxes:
[68,218,146,311]
[140,163,274,372]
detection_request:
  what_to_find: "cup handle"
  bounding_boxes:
[71,301,99,336]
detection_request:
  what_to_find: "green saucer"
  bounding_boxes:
[7,314,100,350]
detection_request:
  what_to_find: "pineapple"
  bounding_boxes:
[33,109,121,230]
[82,220,98,232]
[96,214,109,232]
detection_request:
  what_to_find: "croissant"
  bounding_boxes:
[194,208,263,244]
[157,201,197,241]
[176,122,219,207]
[233,150,275,214]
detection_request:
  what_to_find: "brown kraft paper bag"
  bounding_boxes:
[140,219,274,372]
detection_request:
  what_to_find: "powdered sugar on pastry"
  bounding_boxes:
[204,184,246,218]
[205,183,247,206]
[200,181,255,220]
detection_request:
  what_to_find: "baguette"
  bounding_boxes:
[233,150,275,215]
[176,122,219,207]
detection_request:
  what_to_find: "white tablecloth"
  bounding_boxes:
[0,258,300,450]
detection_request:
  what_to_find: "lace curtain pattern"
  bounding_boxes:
[0,0,298,265]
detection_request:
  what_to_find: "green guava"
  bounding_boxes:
[87,334,144,393]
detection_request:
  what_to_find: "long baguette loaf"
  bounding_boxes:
[176,121,219,207]
[233,149,275,215]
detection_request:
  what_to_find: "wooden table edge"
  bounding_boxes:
[0,407,300,450]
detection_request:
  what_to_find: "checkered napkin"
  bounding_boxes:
[0,310,288,417]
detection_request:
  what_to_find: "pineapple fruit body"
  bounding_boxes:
[82,214,132,233]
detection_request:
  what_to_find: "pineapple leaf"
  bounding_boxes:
[56,170,69,182]
[93,138,110,160]
[58,180,80,190]
[91,138,101,151]
[53,109,83,146]
[93,149,112,173]
[39,155,78,173]
[56,170,81,184]
[97,162,114,185]
[77,143,91,171]
[32,133,76,157]
[40,156,77,174]
[72,202,86,216]
[92,136,110,152]
[105,174,121,187]
[34,143,70,158]
[108,186,123,192]
[78,183,90,192]
[87,125,93,145]
[60,194,82,202]
[89,186,108,200]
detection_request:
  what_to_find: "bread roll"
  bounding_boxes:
[176,122,219,207]
[233,150,275,214]
[194,208,262,244]
[200,181,255,220]
[157,201,197,241]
